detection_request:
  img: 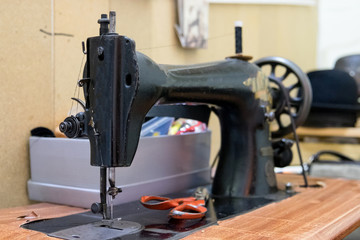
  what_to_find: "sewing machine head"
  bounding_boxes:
[59,12,312,220]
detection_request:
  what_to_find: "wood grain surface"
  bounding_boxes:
[1,175,360,239]
[185,174,360,240]
[296,127,360,139]
[0,203,87,239]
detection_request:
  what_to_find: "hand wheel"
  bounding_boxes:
[254,56,312,138]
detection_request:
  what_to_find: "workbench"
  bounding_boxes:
[1,174,360,239]
[292,127,360,165]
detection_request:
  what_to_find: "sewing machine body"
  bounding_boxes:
[34,12,316,239]
[58,12,314,223]
[80,33,277,198]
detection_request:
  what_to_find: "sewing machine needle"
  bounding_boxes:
[108,167,115,220]
[99,167,109,219]
[110,196,114,220]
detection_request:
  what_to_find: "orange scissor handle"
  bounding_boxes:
[140,196,197,210]
[170,200,207,219]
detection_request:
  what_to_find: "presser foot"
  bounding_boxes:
[49,219,143,240]
[91,186,123,219]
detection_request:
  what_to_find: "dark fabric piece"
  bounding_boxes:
[30,127,55,138]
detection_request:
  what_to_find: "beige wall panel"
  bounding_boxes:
[0,0,52,208]
[257,5,318,72]
[207,4,317,71]
[108,2,317,71]
[54,0,109,128]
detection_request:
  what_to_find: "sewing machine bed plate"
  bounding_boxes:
[28,132,211,208]
[22,185,290,240]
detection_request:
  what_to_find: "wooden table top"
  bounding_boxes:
[296,127,360,139]
[1,174,360,239]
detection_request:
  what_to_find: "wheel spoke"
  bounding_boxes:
[270,63,276,78]
[279,68,291,81]
[290,97,303,106]
[287,82,300,92]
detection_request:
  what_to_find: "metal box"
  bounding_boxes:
[28,132,211,208]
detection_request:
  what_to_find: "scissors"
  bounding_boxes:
[140,195,207,220]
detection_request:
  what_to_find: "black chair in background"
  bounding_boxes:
[334,54,360,96]
[304,69,360,127]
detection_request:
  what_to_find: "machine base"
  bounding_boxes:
[22,186,293,239]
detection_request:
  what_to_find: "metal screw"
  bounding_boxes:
[97,46,104,59]
[59,122,69,132]
[108,186,122,199]
[285,182,293,192]
[91,202,103,214]
[265,111,275,121]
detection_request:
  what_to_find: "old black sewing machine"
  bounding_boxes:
[24,13,312,239]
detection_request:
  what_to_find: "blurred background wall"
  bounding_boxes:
[0,0,319,208]
[317,0,360,69]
